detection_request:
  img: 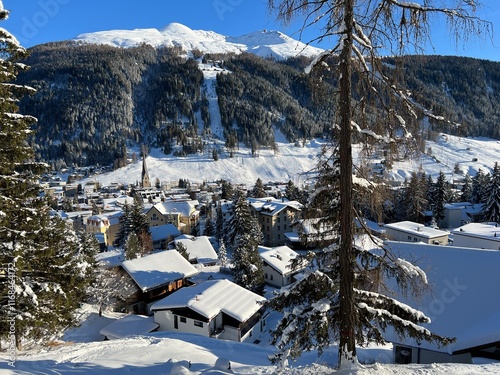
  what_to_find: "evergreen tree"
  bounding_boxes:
[0,9,92,349]
[220,179,234,200]
[218,239,227,267]
[483,162,500,223]
[175,241,190,261]
[225,189,265,294]
[432,171,451,224]
[472,168,489,204]
[285,180,300,201]
[203,217,216,237]
[250,178,267,198]
[124,232,141,260]
[461,173,473,203]
[117,203,133,246]
[403,172,428,223]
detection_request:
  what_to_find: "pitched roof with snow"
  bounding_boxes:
[151,279,266,323]
[121,250,198,292]
[258,245,304,275]
[151,200,198,217]
[174,235,218,264]
[384,241,500,353]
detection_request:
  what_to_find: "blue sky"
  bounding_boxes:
[4,0,500,61]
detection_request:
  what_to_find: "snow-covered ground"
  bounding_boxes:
[83,133,500,190]
[2,266,500,374]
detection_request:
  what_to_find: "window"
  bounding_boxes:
[408,236,412,241]
[194,320,203,328]
[180,317,187,323]
[270,275,274,280]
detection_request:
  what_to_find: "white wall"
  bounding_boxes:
[263,264,284,287]
[154,310,210,337]
[453,233,500,250]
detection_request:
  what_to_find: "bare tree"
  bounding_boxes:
[268,0,491,367]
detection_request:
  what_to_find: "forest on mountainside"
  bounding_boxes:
[15,42,500,168]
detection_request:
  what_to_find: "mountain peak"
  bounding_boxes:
[73,22,323,60]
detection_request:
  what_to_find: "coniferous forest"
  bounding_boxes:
[15,42,500,168]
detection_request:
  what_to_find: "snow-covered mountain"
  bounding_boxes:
[73,22,324,60]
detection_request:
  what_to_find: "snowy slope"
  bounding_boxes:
[83,134,500,190]
[73,22,324,59]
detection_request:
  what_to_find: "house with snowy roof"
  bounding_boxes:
[150,223,182,250]
[172,235,218,266]
[85,210,123,247]
[451,222,500,250]
[249,197,302,247]
[151,279,267,343]
[258,245,306,287]
[439,202,484,228]
[382,241,500,364]
[120,250,198,314]
[383,221,449,245]
[146,200,200,235]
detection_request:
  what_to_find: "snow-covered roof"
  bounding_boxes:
[151,200,198,217]
[452,222,500,241]
[151,279,266,323]
[384,221,449,239]
[384,241,500,353]
[258,245,304,275]
[150,224,181,242]
[174,235,218,265]
[121,250,198,292]
[249,197,302,216]
[99,314,158,340]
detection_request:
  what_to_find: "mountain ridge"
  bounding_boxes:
[72,22,324,60]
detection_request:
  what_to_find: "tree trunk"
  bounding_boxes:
[338,0,357,366]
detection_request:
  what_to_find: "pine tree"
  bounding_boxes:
[218,239,227,267]
[124,232,141,260]
[203,217,216,236]
[175,241,190,261]
[0,8,93,349]
[472,168,489,204]
[432,171,451,224]
[483,162,500,223]
[250,178,267,198]
[225,189,265,294]
[461,173,473,203]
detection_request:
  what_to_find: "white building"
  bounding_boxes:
[151,279,267,343]
[258,245,306,287]
[384,221,449,245]
[451,222,500,250]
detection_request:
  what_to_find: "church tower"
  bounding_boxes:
[141,144,151,188]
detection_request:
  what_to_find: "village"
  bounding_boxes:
[38,150,500,367]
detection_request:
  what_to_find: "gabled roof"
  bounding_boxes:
[150,200,198,217]
[383,241,500,353]
[249,197,302,216]
[121,250,198,292]
[174,235,218,264]
[151,279,266,323]
[258,245,305,275]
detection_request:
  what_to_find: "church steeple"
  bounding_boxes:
[141,144,151,188]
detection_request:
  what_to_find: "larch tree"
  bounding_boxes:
[268,0,490,367]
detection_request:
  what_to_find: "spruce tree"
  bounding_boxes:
[124,232,141,260]
[461,173,473,203]
[483,162,500,223]
[250,178,267,198]
[0,8,93,349]
[432,171,451,224]
[225,189,265,294]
